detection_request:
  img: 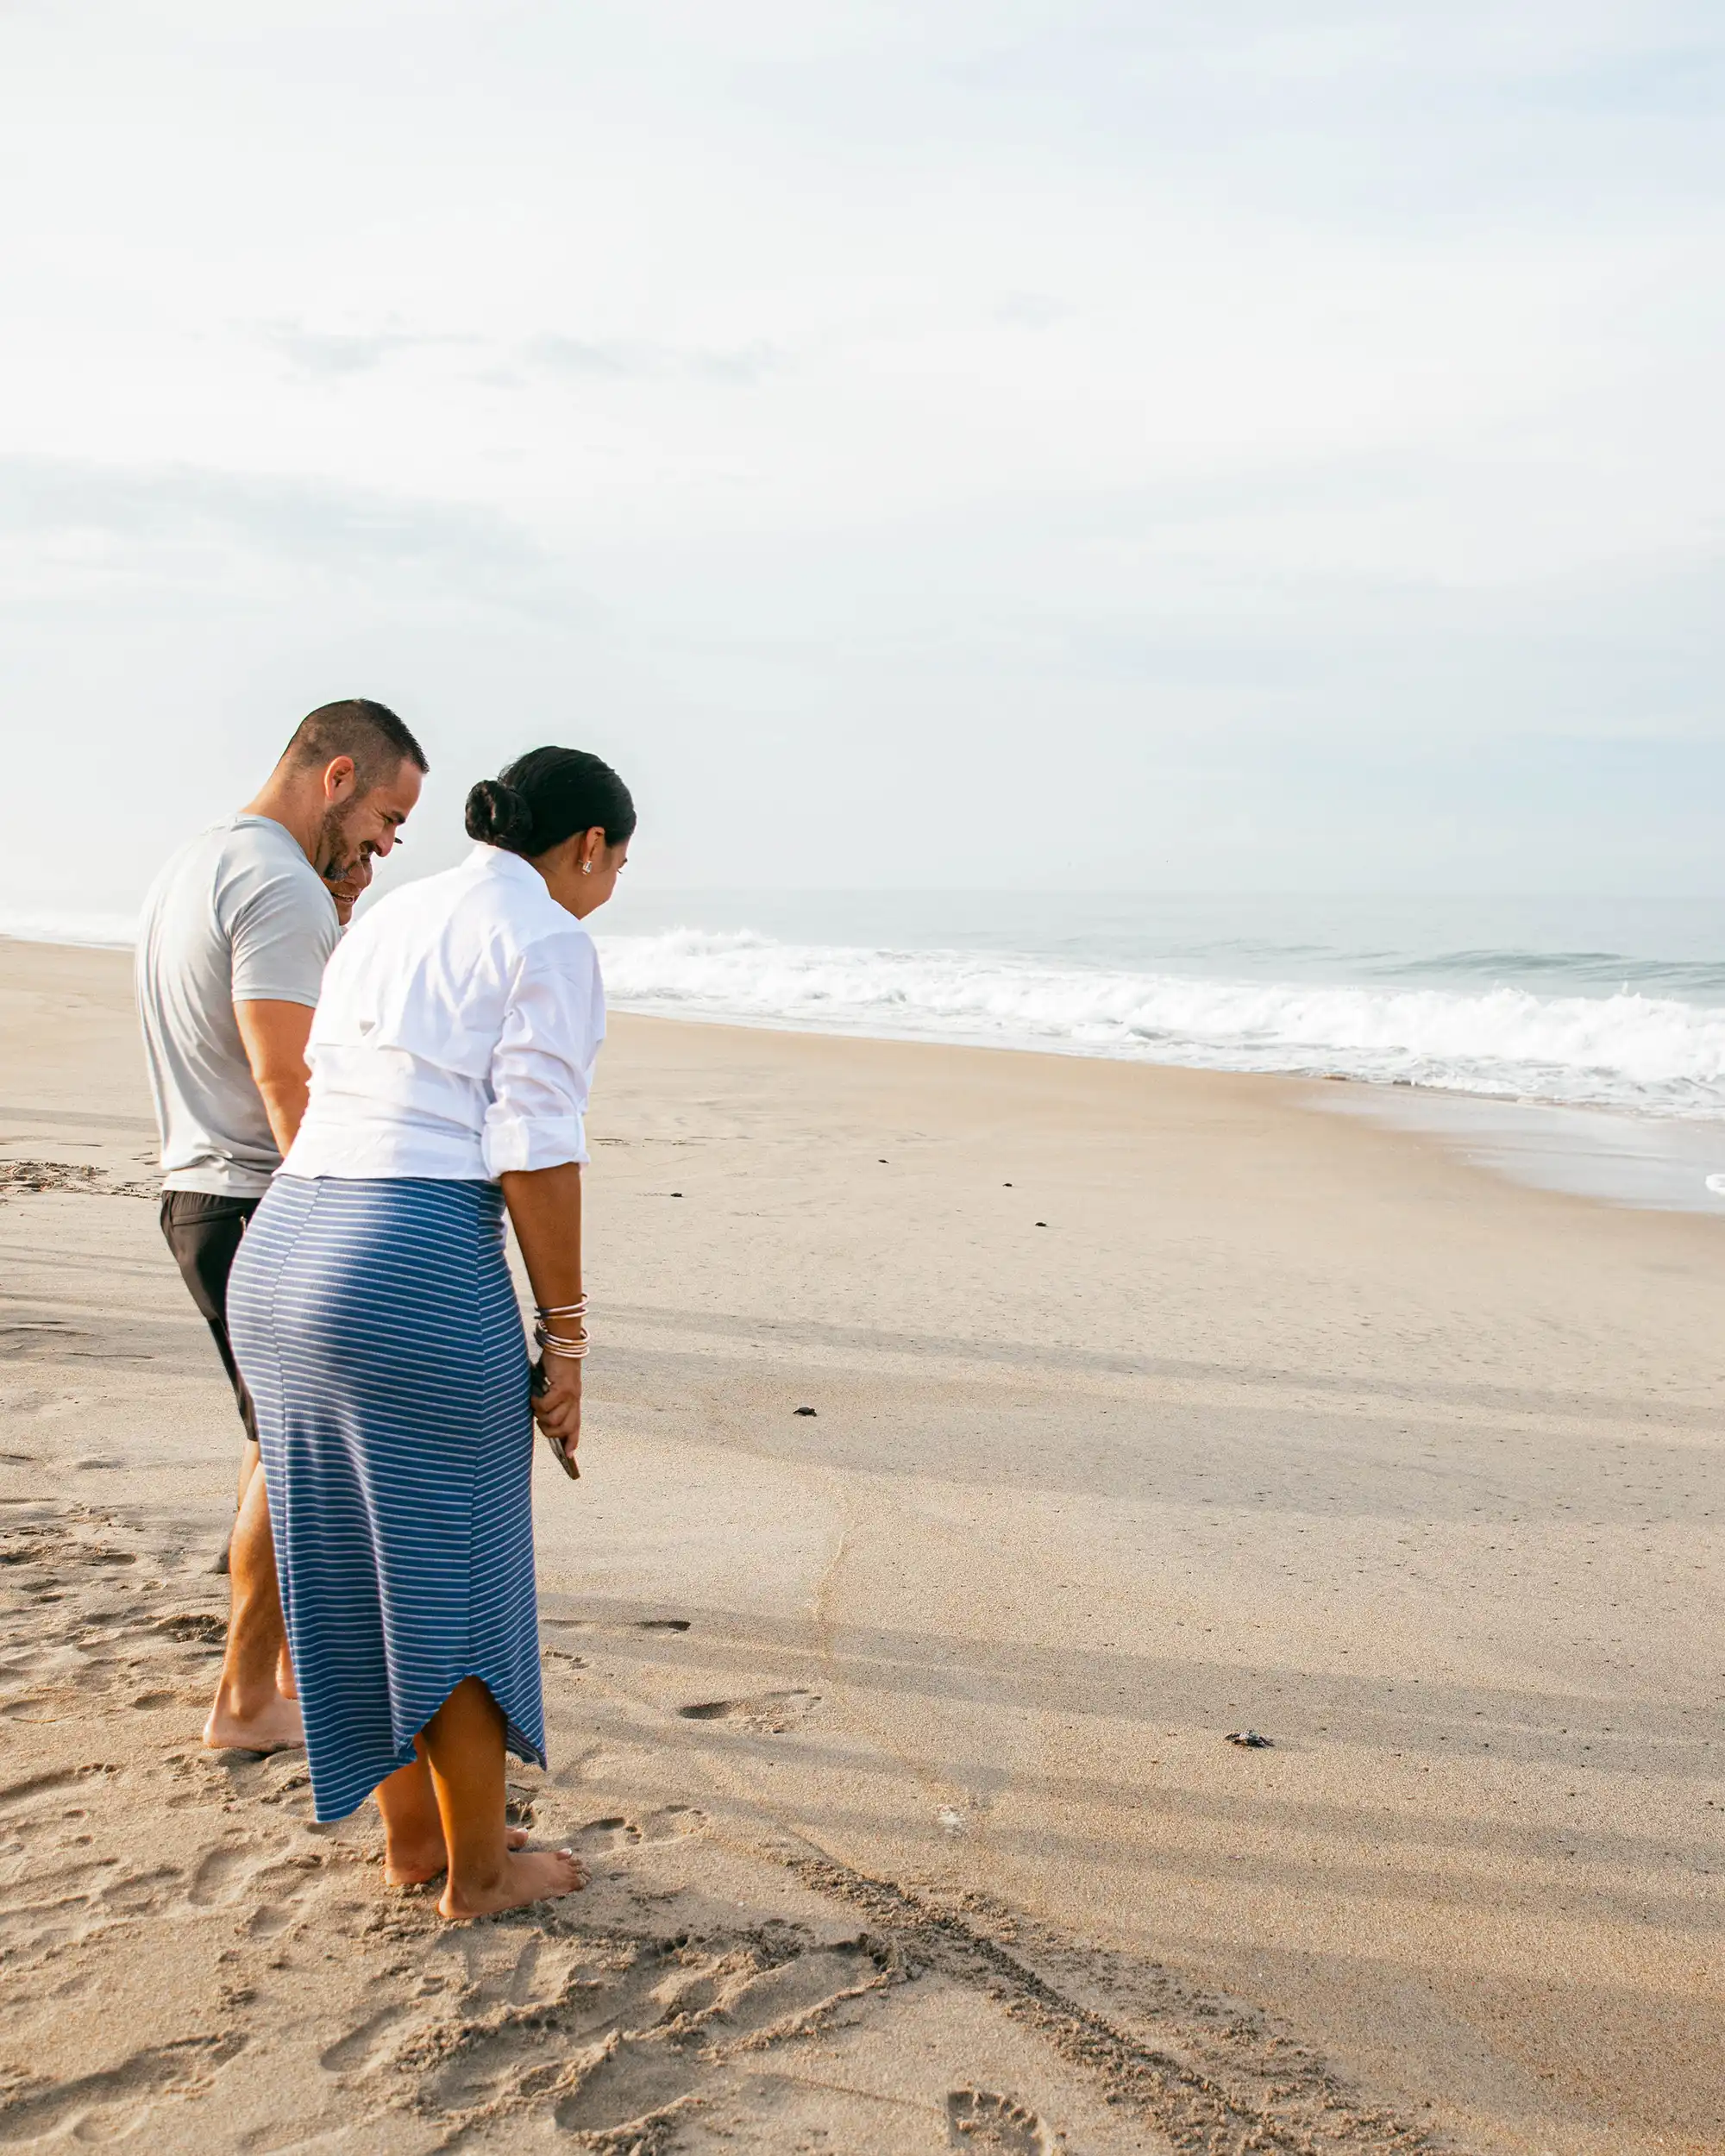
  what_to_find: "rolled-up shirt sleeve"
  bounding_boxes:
[480,931,605,1176]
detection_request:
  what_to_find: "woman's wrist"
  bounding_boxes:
[534,1293,590,1360]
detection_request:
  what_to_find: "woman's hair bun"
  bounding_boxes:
[464,778,536,852]
[463,748,637,861]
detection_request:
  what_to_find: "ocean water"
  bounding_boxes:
[593,891,1725,1123]
[9,888,1725,1207]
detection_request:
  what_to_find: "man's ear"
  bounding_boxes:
[322,755,358,803]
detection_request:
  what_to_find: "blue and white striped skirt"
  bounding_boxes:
[228,1175,545,1822]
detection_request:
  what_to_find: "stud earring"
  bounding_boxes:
[581,862,592,875]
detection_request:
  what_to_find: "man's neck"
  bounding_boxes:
[242,778,322,869]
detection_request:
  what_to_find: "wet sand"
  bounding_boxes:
[3,934,1722,2154]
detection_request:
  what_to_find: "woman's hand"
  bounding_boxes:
[501,1159,586,1477]
[532,1356,582,1463]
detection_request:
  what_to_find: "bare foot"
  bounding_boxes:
[203,1689,304,1753]
[385,1825,530,1889]
[440,1846,589,1921]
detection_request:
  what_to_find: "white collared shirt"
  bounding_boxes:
[282,845,604,1183]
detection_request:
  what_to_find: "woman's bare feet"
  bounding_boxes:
[440,1846,589,1921]
[384,1823,531,1889]
[382,1681,589,1918]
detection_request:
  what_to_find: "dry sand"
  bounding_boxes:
[2,934,1722,2155]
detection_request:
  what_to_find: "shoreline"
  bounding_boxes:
[3,937,1725,2152]
[5,930,1723,1219]
[1314,1076,1725,1214]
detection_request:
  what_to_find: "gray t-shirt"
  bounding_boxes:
[135,816,340,1196]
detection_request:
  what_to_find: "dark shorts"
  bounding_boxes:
[160,1190,261,1446]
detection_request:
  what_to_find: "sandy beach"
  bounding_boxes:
[3,931,1722,2155]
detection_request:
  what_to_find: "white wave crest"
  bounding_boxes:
[0,907,140,950]
[596,928,1725,1118]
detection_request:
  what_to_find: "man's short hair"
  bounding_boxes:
[280,699,430,790]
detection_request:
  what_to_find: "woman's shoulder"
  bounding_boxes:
[501,891,602,1009]
[500,874,597,958]
[516,909,599,987]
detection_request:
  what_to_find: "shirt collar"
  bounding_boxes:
[467,843,543,889]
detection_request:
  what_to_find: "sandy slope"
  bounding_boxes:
[2,936,1722,2154]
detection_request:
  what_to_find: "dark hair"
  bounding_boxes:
[465,746,636,857]
[282,699,430,788]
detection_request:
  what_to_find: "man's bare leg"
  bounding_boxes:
[234,1443,298,1699]
[375,1745,530,1887]
[401,1677,584,1919]
[203,1442,303,1752]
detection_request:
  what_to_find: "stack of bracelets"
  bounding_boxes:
[536,1296,589,1363]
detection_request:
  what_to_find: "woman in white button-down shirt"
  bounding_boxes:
[229,747,633,1921]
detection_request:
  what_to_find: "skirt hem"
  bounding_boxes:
[310,1672,549,1825]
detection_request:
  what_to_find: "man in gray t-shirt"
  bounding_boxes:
[139,815,342,1196]
[136,698,427,1754]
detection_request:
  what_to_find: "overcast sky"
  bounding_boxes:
[3,0,1722,915]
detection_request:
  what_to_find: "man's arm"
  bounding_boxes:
[235,1000,315,1158]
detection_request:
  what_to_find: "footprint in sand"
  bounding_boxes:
[319,2003,412,2077]
[549,1937,889,2140]
[254,1764,313,1809]
[243,1898,301,1940]
[98,1867,179,1915]
[424,1934,699,2114]
[706,1941,890,2041]
[153,1612,226,1647]
[0,1774,163,1963]
[185,1841,321,1914]
[0,1852,128,1953]
[453,1929,591,2012]
[946,2088,1059,2153]
[0,2034,245,2146]
[186,1846,253,1907]
[419,1940,615,2111]
[574,1805,705,1855]
[676,1689,819,1733]
[3,1808,91,1852]
[0,1695,77,1724]
[549,2032,699,2142]
[0,1768,116,1816]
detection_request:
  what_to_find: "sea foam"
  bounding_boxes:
[596,928,1725,1119]
[0,908,140,950]
[8,906,1721,1120]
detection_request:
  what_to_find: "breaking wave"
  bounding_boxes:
[597,927,1725,1119]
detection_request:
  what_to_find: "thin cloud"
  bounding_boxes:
[524,335,779,385]
[254,323,470,378]
[0,454,550,589]
[0,1,1720,899]
[994,291,1073,328]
